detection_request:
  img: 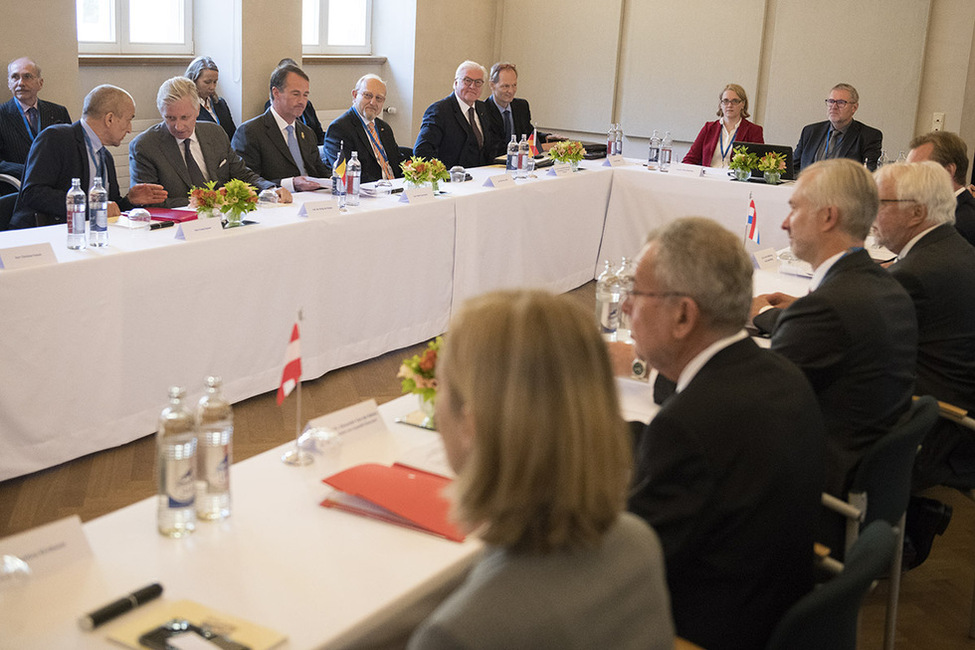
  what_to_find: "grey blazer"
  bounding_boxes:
[129,121,274,208]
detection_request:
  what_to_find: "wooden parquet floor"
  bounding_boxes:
[2,282,974,648]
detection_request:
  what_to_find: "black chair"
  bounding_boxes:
[0,192,17,231]
[398,146,414,160]
[767,520,897,650]
[0,172,20,197]
[821,395,940,650]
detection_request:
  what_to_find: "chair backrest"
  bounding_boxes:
[0,192,17,231]
[851,395,939,527]
[0,172,20,196]
[766,520,896,650]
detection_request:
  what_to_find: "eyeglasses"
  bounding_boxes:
[9,73,36,82]
[879,199,917,204]
[458,77,484,88]
[626,290,687,300]
[720,99,742,106]
[825,99,851,107]
[359,92,386,103]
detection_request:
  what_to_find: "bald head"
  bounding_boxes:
[7,57,43,106]
[82,84,136,147]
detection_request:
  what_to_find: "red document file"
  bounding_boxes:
[146,208,198,222]
[321,463,465,542]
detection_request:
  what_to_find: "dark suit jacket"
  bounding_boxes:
[323,108,404,183]
[628,338,824,650]
[682,118,764,166]
[484,95,532,156]
[0,97,71,179]
[955,189,975,247]
[130,122,275,208]
[753,249,917,497]
[232,109,330,186]
[197,97,236,143]
[793,119,883,173]
[263,99,324,146]
[11,121,131,229]
[414,94,500,169]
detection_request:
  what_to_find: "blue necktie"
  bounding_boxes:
[26,107,38,135]
[503,109,513,141]
[98,147,111,186]
[286,124,307,176]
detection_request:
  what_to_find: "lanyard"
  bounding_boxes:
[17,102,36,141]
[354,107,390,166]
[718,121,740,160]
[824,126,840,158]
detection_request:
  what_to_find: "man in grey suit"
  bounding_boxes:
[130,77,286,209]
[232,64,330,192]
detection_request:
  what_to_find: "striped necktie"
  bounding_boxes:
[365,122,395,180]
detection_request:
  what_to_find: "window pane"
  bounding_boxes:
[77,0,115,43]
[129,0,184,44]
[302,0,320,46]
[326,0,367,47]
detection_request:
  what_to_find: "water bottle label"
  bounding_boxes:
[166,460,196,508]
[506,154,517,171]
[202,446,230,492]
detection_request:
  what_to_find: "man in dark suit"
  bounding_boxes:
[1,58,71,181]
[907,130,975,247]
[263,58,324,146]
[323,74,404,183]
[10,84,166,229]
[414,61,500,169]
[130,76,286,208]
[232,64,330,192]
[874,161,975,489]
[794,83,883,173]
[625,217,824,650]
[751,159,917,502]
[485,62,533,157]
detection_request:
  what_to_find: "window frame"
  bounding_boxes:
[77,0,194,56]
[302,0,373,56]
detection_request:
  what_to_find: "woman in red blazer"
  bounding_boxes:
[683,83,764,167]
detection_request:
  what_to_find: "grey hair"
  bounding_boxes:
[354,74,385,92]
[82,84,133,119]
[156,76,199,114]
[183,56,218,82]
[831,83,859,104]
[644,217,753,334]
[874,161,957,227]
[455,60,487,80]
[797,158,878,240]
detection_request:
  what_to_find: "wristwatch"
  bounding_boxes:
[631,358,648,381]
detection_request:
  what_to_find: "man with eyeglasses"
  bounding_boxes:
[623,216,824,650]
[793,83,883,173]
[1,57,71,182]
[414,60,499,169]
[750,159,916,507]
[323,74,404,183]
[873,161,975,566]
[906,130,975,247]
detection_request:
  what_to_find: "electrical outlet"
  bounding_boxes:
[932,112,945,132]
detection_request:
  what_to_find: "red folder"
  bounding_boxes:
[146,208,198,223]
[321,463,465,542]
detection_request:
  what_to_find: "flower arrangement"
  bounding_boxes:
[729,145,759,173]
[757,151,787,174]
[549,140,587,164]
[188,180,223,215]
[400,156,449,185]
[397,336,442,403]
[219,179,259,221]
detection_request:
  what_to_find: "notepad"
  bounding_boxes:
[321,463,465,542]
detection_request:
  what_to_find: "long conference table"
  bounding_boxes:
[0,161,794,481]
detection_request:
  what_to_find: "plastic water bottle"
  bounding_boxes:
[875,149,888,168]
[616,257,636,342]
[157,386,197,538]
[647,130,661,170]
[66,178,87,250]
[196,376,232,521]
[506,135,518,173]
[346,151,361,206]
[88,176,108,247]
[517,134,530,179]
[595,260,621,339]
[659,131,673,172]
[331,141,346,208]
[614,123,623,156]
[607,124,616,155]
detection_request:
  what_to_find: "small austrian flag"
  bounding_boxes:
[276,322,302,405]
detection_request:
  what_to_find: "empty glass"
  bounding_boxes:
[450,166,466,183]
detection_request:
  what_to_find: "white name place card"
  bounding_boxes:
[0,242,57,270]
[0,515,91,578]
[752,247,779,271]
[603,154,628,167]
[305,399,385,438]
[297,200,339,218]
[482,173,515,188]
[401,186,435,204]
[176,218,225,241]
[548,164,573,177]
